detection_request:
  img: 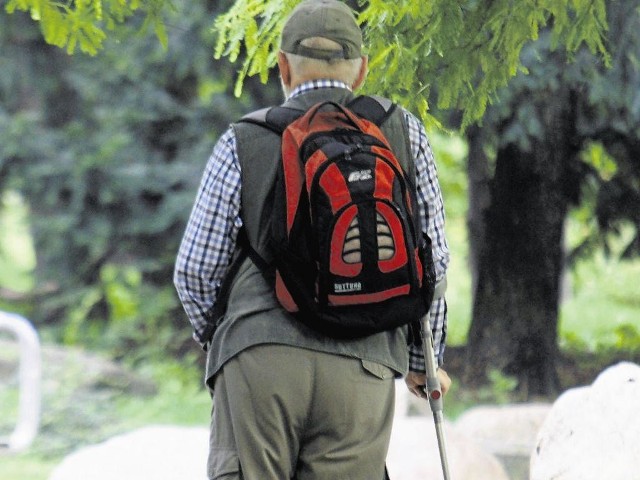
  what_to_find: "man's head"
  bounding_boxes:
[281,0,363,61]
[278,0,368,97]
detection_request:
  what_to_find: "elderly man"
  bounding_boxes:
[174,1,450,478]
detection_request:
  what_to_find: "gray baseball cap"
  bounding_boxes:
[280,0,363,60]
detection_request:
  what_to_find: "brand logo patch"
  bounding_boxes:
[334,282,363,293]
[348,169,372,183]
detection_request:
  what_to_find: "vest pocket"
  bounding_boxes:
[208,448,241,479]
[361,359,396,380]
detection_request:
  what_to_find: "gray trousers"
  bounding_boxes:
[207,344,396,480]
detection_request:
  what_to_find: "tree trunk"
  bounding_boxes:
[465,91,579,398]
[466,125,492,296]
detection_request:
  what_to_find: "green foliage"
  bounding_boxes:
[4,0,171,54]
[214,0,609,129]
[486,368,518,403]
[0,4,282,358]
[612,323,640,352]
[428,130,468,218]
[214,0,297,97]
[442,217,471,346]
[442,367,519,418]
[57,262,179,364]
[0,192,35,293]
[560,242,640,353]
[0,455,56,480]
[479,1,640,262]
[581,141,617,182]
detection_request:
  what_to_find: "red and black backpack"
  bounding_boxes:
[229,96,436,339]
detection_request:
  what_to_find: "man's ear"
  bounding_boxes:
[278,52,291,88]
[352,56,368,90]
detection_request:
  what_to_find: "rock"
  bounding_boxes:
[50,382,509,480]
[49,425,209,480]
[455,403,551,480]
[456,403,551,456]
[530,362,640,480]
[387,417,511,480]
[387,380,510,480]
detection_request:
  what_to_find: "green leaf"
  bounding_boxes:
[581,142,618,181]
[154,17,168,50]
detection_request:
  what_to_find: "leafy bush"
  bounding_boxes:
[0,4,281,361]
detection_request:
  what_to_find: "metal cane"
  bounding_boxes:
[421,314,452,480]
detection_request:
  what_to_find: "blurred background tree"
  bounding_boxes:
[465,1,640,395]
[0,1,282,361]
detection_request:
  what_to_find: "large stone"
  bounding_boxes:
[50,381,510,480]
[455,403,551,480]
[49,426,209,480]
[50,421,510,480]
[530,362,640,480]
[387,417,510,480]
[387,380,510,480]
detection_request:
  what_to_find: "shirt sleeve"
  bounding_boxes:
[403,110,450,371]
[173,127,242,347]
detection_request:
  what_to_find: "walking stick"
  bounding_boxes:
[421,314,452,480]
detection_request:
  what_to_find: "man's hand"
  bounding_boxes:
[405,368,452,399]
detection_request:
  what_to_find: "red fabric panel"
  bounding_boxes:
[319,163,352,213]
[275,271,299,312]
[281,129,304,234]
[328,284,410,306]
[374,158,394,200]
[414,248,423,287]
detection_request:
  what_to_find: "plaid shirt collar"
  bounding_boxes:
[288,79,352,100]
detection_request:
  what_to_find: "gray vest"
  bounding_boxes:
[205,88,414,386]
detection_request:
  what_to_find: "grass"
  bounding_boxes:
[560,253,640,351]
[0,456,59,480]
[0,192,35,293]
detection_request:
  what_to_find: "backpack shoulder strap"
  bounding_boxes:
[237,106,305,135]
[239,107,271,125]
[347,95,397,126]
[206,225,275,343]
[238,96,395,132]
[351,95,414,182]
